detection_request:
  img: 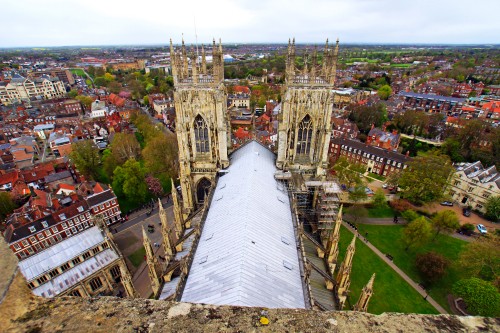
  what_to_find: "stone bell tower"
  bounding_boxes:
[277,38,339,178]
[171,38,230,215]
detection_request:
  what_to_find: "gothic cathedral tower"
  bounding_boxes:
[276,39,339,178]
[171,38,230,215]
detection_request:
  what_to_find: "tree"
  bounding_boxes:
[458,237,500,282]
[402,216,432,251]
[68,90,78,98]
[109,133,141,165]
[415,252,449,284]
[75,95,94,109]
[0,192,16,220]
[142,134,179,178]
[372,189,388,209]
[452,278,500,317]
[349,186,368,203]
[398,152,453,204]
[431,209,460,240]
[377,84,392,100]
[332,157,365,188]
[389,199,412,213]
[108,81,122,94]
[348,103,388,133]
[145,175,163,198]
[112,159,148,204]
[484,196,500,222]
[70,140,100,179]
[401,209,419,222]
[345,204,368,225]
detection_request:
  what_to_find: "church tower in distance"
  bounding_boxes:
[171,38,230,215]
[277,38,339,178]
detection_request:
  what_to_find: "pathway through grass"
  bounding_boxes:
[354,224,467,312]
[338,226,439,314]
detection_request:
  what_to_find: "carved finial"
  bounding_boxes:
[201,44,207,74]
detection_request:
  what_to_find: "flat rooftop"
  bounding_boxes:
[181,141,306,308]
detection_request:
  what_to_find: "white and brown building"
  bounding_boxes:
[448,161,500,214]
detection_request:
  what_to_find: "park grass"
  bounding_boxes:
[367,205,395,218]
[128,246,146,267]
[338,226,439,314]
[390,64,413,68]
[70,68,86,77]
[368,172,386,181]
[353,224,468,313]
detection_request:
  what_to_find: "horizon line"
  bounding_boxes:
[1,41,500,49]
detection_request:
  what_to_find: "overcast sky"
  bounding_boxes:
[2,0,499,47]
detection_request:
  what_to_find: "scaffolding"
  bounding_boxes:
[315,182,341,233]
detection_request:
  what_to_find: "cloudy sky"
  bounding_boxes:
[2,0,499,47]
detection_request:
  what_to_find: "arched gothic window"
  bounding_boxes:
[196,178,212,203]
[296,115,313,155]
[194,115,209,153]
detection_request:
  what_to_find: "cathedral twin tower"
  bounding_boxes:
[170,37,339,215]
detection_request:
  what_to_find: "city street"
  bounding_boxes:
[112,198,174,298]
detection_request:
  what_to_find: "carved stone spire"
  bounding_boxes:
[182,38,188,78]
[171,179,185,233]
[142,226,162,297]
[336,234,356,309]
[170,39,177,79]
[118,259,139,298]
[159,199,174,261]
[310,46,317,82]
[330,38,340,85]
[302,49,309,77]
[201,44,207,74]
[325,204,343,271]
[322,38,329,77]
[353,273,375,312]
[191,49,198,83]
[286,37,296,82]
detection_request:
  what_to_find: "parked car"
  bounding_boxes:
[382,183,388,189]
[440,201,453,206]
[477,224,487,234]
[462,208,471,217]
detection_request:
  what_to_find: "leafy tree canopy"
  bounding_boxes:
[402,216,432,251]
[452,278,500,317]
[398,152,453,204]
[69,140,100,179]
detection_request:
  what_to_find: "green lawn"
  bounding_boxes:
[390,64,413,68]
[338,226,438,314]
[354,224,468,312]
[367,205,395,218]
[70,68,86,77]
[368,172,386,181]
[128,246,146,267]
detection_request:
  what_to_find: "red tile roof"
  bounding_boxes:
[58,183,76,191]
[0,171,18,186]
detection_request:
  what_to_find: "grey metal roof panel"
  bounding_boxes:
[181,141,305,309]
[18,226,105,281]
[31,248,119,297]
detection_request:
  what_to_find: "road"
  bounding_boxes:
[111,197,174,298]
